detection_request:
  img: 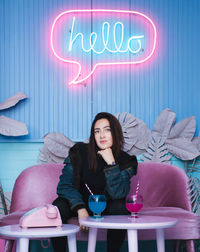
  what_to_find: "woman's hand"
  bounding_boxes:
[77,208,89,231]
[98,148,115,165]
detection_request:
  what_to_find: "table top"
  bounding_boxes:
[0,224,80,239]
[79,215,178,230]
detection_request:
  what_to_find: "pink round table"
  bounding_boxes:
[0,224,80,252]
[79,215,178,252]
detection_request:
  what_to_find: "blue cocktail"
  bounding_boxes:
[88,195,106,219]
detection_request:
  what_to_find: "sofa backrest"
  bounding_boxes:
[10,163,64,212]
[10,162,191,213]
[130,162,191,211]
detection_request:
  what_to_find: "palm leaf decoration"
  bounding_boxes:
[186,157,200,215]
[188,177,200,215]
[142,108,199,163]
[141,137,172,163]
[0,182,9,215]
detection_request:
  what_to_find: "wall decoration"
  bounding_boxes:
[141,108,199,162]
[50,9,157,85]
[0,183,8,215]
[39,132,74,163]
[0,187,11,217]
[39,109,200,163]
[187,150,200,215]
[0,92,28,137]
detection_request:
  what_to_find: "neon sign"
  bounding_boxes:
[50,9,157,85]
[68,17,144,54]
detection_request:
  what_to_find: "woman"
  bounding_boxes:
[52,112,138,252]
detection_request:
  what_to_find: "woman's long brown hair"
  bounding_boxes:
[88,112,124,171]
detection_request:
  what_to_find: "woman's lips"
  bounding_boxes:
[100,140,107,144]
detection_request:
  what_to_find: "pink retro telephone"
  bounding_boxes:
[19,204,62,228]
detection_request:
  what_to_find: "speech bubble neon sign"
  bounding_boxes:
[50,9,157,85]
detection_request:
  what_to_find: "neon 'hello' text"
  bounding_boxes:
[68,17,144,54]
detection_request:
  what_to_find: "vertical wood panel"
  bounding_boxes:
[0,0,200,142]
[0,0,93,141]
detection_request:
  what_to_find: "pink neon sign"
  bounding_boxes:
[50,9,157,85]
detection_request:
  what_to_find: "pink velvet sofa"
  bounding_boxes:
[0,162,199,252]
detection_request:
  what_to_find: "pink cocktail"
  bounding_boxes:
[126,195,143,218]
[126,203,143,213]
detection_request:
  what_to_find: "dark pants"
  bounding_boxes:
[52,197,128,252]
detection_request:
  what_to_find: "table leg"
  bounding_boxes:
[156,229,165,252]
[67,234,77,252]
[127,229,138,252]
[16,238,29,252]
[87,227,98,252]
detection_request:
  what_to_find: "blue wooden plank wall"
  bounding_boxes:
[0,0,199,143]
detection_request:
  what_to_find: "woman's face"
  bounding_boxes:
[94,118,113,150]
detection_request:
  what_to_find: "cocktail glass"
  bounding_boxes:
[126,194,143,218]
[88,195,106,219]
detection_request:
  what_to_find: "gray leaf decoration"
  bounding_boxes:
[186,158,200,175]
[39,132,75,163]
[0,190,11,217]
[168,116,196,140]
[141,137,172,163]
[39,145,65,163]
[149,109,200,162]
[0,92,28,137]
[0,92,27,110]
[188,177,200,215]
[192,133,200,151]
[0,116,28,136]
[128,145,146,156]
[115,112,151,155]
[152,108,176,142]
[166,138,200,160]
[115,112,138,150]
[0,182,8,215]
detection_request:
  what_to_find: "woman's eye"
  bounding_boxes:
[94,130,99,134]
[106,128,111,132]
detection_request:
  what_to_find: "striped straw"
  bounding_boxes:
[135,180,140,196]
[85,183,94,196]
[134,180,140,203]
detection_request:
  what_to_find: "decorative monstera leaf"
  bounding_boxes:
[143,108,200,163]
[0,92,28,136]
[167,116,196,140]
[166,138,200,161]
[0,116,28,136]
[39,132,75,163]
[115,112,151,155]
[192,132,200,152]
[141,137,172,163]
[151,108,176,142]
[0,92,27,110]
[165,116,199,160]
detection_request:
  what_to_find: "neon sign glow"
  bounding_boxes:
[69,17,144,54]
[50,9,157,85]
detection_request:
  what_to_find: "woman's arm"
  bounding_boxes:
[57,156,89,230]
[57,157,86,211]
[103,154,138,199]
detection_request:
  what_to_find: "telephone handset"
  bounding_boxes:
[19,204,62,228]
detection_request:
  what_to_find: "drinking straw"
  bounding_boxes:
[135,180,140,196]
[85,183,94,196]
[134,180,140,203]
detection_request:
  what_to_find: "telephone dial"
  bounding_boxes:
[19,204,62,228]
